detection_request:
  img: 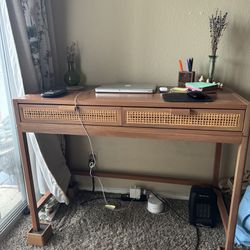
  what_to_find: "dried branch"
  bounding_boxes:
[209,10,228,56]
[66,42,76,62]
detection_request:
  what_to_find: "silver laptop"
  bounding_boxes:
[95,83,156,93]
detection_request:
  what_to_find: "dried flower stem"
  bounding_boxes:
[66,42,76,63]
[209,10,228,56]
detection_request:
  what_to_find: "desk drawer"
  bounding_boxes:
[20,104,122,126]
[123,108,244,131]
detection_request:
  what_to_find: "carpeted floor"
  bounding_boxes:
[0,191,225,250]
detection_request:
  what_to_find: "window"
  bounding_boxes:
[0,0,26,236]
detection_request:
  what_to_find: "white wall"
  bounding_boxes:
[51,0,250,197]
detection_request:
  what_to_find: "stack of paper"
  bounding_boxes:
[185,82,218,92]
[169,87,188,93]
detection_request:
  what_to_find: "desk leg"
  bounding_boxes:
[18,132,52,246]
[19,132,40,231]
[213,143,222,187]
[225,137,249,250]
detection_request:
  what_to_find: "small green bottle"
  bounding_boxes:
[64,61,80,87]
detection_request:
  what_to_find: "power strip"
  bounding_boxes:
[121,193,147,202]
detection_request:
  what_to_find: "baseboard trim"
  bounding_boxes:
[78,185,189,200]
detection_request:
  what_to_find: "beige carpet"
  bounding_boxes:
[0,192,225,250]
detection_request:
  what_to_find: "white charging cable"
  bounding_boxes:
[73,92,134,211]
[74,92,108,205]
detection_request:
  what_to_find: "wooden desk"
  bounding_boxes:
[13,88,250,249]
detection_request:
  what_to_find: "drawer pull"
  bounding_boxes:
[170,109,191,116]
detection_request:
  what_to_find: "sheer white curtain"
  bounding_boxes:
[0,0,26,235]
[6,0,71,204]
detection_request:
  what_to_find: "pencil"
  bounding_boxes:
[179,59,183,72]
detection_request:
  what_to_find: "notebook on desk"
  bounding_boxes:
[95,83,156,93]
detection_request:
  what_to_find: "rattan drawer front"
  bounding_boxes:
[123,108,245,131]
[20,105,122,126]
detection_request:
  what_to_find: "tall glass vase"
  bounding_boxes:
[64,61,80,87]
[208,55,217,83]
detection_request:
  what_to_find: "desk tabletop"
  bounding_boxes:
[14,87,249,110]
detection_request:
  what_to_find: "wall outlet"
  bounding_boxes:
[88,153,97,167]
[130,186,141,199]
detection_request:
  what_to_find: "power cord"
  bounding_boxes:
[74,92,108,204]
[88,155,95,192]
[149,190,200,250]
[80,195,133,212]
[74,92,133,212]
[80,197,120,206]
[91,176,95,192]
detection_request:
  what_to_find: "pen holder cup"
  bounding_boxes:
[178,71,195,87]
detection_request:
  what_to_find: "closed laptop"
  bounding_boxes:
[95,83,156,93]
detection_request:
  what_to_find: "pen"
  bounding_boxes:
[190,58,193,71]
[178,59,183,72]
[186,59,190,71]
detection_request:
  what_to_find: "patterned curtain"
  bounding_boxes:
[21,0,55,92]
[6,0,71,204]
